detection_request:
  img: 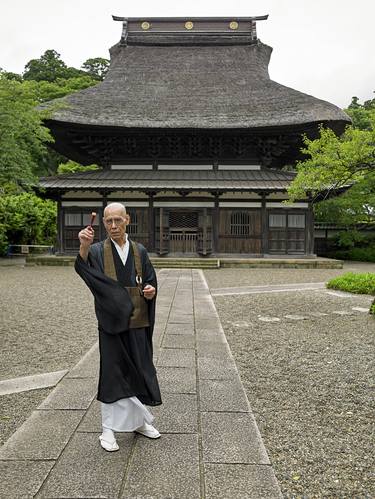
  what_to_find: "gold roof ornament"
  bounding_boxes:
[141,21,151,30]
[185,21,194,30]
[229,21,239,30]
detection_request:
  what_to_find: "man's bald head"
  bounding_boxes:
[103,202,127,218]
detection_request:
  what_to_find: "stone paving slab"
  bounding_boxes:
[0,409,84,460]
[198,358,239,380]
[201,411,270,465]
[204,463,283,499]
[162,333,196,349]
[156,366,197,394]
[165,323,195,335]
[65,341,99,378]
[37,432,135,498]
[0,369,68,396]
[121,434,201,499]
[38,377,97,410]
[156,347,196,368]
[211,281,326,296]
[76,399,102,432]
[199,378,250,412]
[151,392,198,433]
[0,460,55,499]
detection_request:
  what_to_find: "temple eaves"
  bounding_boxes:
[112,15,269,45]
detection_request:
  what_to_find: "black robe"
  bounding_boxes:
[74,239,162,406]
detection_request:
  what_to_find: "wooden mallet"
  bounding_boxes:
[89,212,96,229]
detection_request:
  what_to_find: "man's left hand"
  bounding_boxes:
[143,284,156,300]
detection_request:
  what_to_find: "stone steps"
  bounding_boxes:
[25,255,343,269]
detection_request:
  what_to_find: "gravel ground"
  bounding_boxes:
[210,277,374,498]
[0,266,98,380]
[0,388,52,445]
[0,265,98,446]
[205,261,375,289]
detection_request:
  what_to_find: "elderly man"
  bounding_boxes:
[75,202,162,452]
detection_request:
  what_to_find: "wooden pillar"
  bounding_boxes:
[306,201,315,255]
[148,193,155,251]
[202,207,207,255]
[101,191,108,242]
[57,195,64,255]
[213,194,220,254]
[159,207,163,255]
[261,193,268,255]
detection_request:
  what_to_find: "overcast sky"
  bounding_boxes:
[2,0,374,108]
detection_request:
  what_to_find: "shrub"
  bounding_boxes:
[327,272,375,295]
[0,193,57,255]
[371,299,375,315]
[0,223,9,256]
[327,247,375,263]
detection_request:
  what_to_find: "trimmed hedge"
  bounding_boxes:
[327,273,375,315]
[327,272,375,295]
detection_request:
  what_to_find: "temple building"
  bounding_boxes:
[39,16,350,256]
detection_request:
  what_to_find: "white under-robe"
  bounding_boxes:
[101,396,155,432]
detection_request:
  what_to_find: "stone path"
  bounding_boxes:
[0,269,282,499]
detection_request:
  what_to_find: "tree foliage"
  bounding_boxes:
[23,49,87,82]
[57,160,99,174]
[0,50,104,250]
[288,119,375,202]
[0,75,53,190]
[81,57,109,80]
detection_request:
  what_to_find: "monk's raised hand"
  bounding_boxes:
[143,284,156,300]
[78,226,94,248]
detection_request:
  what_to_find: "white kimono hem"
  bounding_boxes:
[101,396,155,432]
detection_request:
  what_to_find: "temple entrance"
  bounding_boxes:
[155,208,213,255]
[169,211,199,253]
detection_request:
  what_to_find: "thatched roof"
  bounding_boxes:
[45,17,350,131]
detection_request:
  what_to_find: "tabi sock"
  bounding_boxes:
[102,428,116,442]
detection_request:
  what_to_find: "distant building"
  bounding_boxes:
[39,16,350,256]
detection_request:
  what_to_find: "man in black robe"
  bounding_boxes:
[75,202,162,452]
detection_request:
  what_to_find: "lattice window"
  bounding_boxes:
[230,211,250,236]
[127,210,138,235]
[169,211,198,229]
[65,212,99,226]
[269,214,286,228]
[288,214,305,228]
[65,213,82,226]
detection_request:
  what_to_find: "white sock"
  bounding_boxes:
[102,428,115,442]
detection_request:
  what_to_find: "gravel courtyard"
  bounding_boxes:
[0,261,374,498]
[206,262,374,498]
[0,265,98,444]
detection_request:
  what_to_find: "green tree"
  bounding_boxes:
[288,114,375,202]
[314,172,375,226]
[346,93,375,130]
[0,75,53,190]
[23,49,86,82]
[57,160,99,174]
[0,72,99,187]
[81,57,109,80]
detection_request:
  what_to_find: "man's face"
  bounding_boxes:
[103,206,129,242]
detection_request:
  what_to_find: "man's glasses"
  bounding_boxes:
[103,217,126,227]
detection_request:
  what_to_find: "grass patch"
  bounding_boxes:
[326,272,375,295]
[371,299,375,315]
